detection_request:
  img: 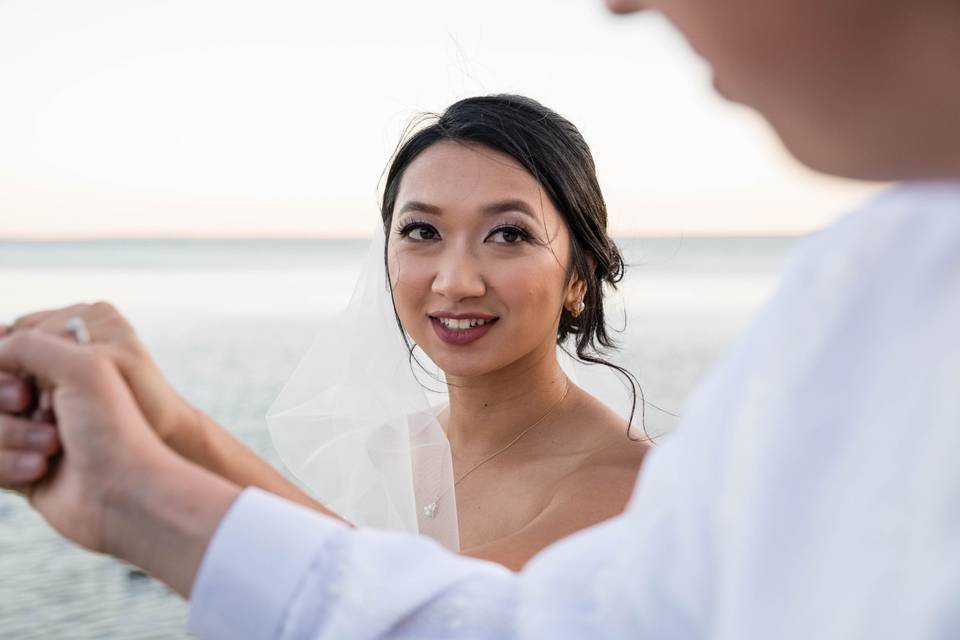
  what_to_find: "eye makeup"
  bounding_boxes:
[393,214,543,245]
[396,219,440,241]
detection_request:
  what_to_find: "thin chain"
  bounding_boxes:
[453,378,571,488]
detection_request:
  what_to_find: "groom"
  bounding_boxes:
[2,0,959,637]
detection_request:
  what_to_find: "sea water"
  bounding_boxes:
[0,236,795,639]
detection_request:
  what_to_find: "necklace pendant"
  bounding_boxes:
[423,500,439,519]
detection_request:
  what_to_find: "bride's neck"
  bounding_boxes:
[443,346,569,458]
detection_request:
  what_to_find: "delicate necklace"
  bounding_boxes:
[422,378,571,519]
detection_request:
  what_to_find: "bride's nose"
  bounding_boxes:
[430,246,486,301]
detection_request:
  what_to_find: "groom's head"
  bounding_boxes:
[606,0,960,182]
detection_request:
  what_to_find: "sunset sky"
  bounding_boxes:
[0,0,882,239]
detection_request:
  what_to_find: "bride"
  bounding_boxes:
[4,94,647,570]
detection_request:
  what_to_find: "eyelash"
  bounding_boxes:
[396,219,438,241]
[395,220,535,244]
[487,223,534,244]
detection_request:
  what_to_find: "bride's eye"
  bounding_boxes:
[398,222,440,242]
[487,225,531,245]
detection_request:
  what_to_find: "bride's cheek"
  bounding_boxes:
[389,270,430,339]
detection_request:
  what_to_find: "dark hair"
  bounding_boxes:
[380,94,643,437]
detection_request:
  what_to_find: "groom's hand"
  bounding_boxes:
[0,328,241,597]
[0,328,170,553]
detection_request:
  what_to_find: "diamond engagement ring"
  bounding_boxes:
[64,317,92,345]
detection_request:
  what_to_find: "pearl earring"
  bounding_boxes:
[571,300,585,318]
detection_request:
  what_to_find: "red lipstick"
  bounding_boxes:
[428,312,499,346]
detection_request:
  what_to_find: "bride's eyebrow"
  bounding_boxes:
[481,199,538,220]
[396,201,442,217]
[396,199,538,220]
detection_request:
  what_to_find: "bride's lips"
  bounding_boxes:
[429,312,499,346]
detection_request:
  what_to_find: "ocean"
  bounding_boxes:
[0,236,796,639]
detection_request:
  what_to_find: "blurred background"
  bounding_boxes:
[0,0,880,637]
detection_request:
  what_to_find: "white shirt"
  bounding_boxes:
[188,182,960,639]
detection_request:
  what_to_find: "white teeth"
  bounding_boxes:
[437,317,491,331]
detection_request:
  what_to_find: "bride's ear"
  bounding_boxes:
[567,276,586,301]
[564,272,588,316]
[564,249,596,318]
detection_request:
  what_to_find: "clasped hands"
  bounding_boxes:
[0,302,239,595]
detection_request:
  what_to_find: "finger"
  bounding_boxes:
[17,304,141,362]
[0,330,93,387]
[0,372,34,413]
[0,415,60,454]
[13,304,89,332]
[0,449,50,487]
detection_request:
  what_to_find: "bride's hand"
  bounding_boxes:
[0,329,148,551]
[0,368,61,489]
[3,303,201,449]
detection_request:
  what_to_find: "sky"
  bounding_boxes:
[0,0,882,239]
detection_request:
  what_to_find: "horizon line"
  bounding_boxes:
[0,230,806,242]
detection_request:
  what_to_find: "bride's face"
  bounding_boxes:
[387,140,583,379]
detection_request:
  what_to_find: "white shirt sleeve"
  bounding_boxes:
[187,488,519,639]
[189,182,960,640]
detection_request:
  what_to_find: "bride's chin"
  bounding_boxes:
[428,352,498,380]
[435,361,493,379]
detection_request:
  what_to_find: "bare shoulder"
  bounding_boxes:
[569,434,648,497]
[581,434,649,474]
[569,387,649,472]
[548,389,650,509]
[461,391,650,569]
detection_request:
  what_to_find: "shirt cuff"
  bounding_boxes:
[187,488,348,639]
